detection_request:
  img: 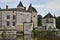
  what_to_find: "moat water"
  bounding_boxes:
[0,34,60,40]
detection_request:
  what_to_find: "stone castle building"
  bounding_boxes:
[0,1,37,32]
[42,13,56,31]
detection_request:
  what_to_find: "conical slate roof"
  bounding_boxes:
[27,4,37,13]
[17,1,24,7]
[43,12,54,18]
[27,4,32,12]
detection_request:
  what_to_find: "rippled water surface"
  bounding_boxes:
[0,34,60,40]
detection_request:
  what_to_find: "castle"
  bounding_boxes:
[0,1,37,33]
[0,1,57,34]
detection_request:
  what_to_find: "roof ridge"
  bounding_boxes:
[43,12,54,18]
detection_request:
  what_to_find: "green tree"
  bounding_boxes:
[56,16,60,28]
[37,14,42,26]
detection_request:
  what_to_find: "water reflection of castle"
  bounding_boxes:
[0,35,16,40]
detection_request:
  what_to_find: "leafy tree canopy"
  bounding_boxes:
[37,14,42,26]
[56,16,60,28]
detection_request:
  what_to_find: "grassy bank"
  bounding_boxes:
[32,29,58,40]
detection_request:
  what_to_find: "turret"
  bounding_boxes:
[27,4,37,13]
[27,4,32,12]
[17,1,24,8]
[17,1,26,11]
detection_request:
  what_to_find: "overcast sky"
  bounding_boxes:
[0,0,60,17]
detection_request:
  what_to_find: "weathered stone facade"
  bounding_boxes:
[0,1,37,32]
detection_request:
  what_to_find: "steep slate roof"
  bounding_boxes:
[27,4,37,13]
[32,7,37,13]
[27,4,32,12]
[0,1,37,13]
[17,1,24,7]
[0,1,26,11]
[43,12,54,19]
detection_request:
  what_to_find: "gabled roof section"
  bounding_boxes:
[43,12,54,19]
[27,4,37,13]
[17,1,24,7]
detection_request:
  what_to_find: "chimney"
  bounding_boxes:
[6,5,8,9]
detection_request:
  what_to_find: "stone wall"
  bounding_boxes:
[32,12,37,28]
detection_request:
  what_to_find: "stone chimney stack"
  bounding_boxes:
[6,5,8,9]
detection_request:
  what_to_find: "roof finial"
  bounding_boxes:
[54,14,56,18]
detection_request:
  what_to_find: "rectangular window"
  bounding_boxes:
[7,15,10,19]
[7,21,10,26]
[13,22,15,26]
[13,15,16,19]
